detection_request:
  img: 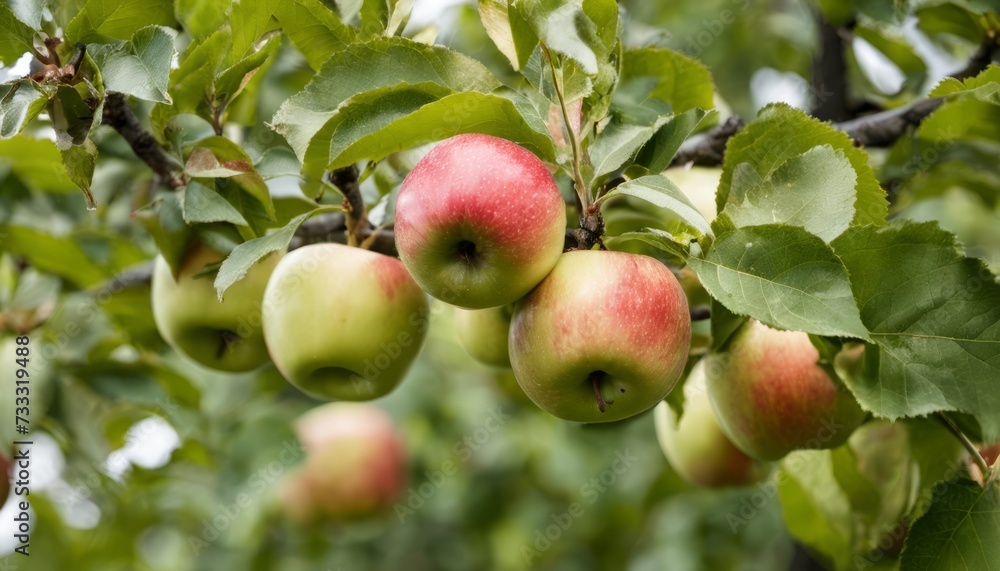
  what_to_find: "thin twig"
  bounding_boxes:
[937,413,990,476]
[541,43,589,214]
[101,93,185,189]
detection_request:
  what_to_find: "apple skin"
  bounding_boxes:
[262,243,429,401]
[455,305,514,368]
[0,451,9,507]
[705,320,866,461]
[654,361,769,487]
[281,403,406,523]
[509,250,691,423]
[394,134,567,309]
[152,244,280,373]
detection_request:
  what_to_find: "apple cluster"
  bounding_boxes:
[149,133,865,508]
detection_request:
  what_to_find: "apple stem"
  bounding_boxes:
[590,372,607,413]
[937,413,990,477]
[217,331,238,359]
[329,166,366,248]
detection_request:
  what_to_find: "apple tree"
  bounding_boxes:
[1,0,999,569]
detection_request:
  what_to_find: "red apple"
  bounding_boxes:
[394,134,567,309]
[509,250,691,423]
[281,403,406,522]
[705,320,866,461]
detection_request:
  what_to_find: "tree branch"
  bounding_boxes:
[291,212,397,256]
[810,13,853,122]
[101,93,185,189]
[669,97,942,168]
[952,35,998,81]
[837,97,943,147]
[670,116,744,167]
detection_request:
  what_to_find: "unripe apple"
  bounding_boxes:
[509,250,691,423]
[394,134,567,309]
[152,243,280,372]
[705,320,866,461]
[455,305,514,368]
[282,403,406,522]
[262,243,429,400]
[654,361,769,487]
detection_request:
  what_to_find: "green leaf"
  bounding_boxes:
[0,136,75,191]
[901,479,1000,571]
[518,0,605,75]
[136,194,192,276]
[918,99,1000,144]
[61,139,98,210]
[721,145,857,242]
[831,221,1000,441]
[688,224,869,339]
[606,227,693,263]
[175,0,230,40]
[0,226,108,287]
[273,0,356,70]
[619,47,715,114]
[184,136,276,227]
[718,103,887,228]
[780,422,916,571]
[0,79,48,139]
[229,0,281,62]
[0,4,36,65]
[272,36,502,161]
[599,175,713,237]
[182,181,250,226]
[589,109,674,181]
[215,32,281,108]
[90,25,176,104]
[214,207,337,300]
[50,83,99,148]
[323,89,554,172]
[66,0,176,43]
[478,0,538,71]
[632,107,711,175]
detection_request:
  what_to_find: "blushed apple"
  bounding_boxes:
[455,305,514,368]
[262,243,429,400]
[705,319,866,461]
[654,361,769,487]
[152,243,280,372]
[281,403,406,522]
[509,250,691,423]
[394,134,567,309]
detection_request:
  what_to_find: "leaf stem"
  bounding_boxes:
[937,413,990,476]
[540,43,589,217]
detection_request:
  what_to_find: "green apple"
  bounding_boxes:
[281,403,406,522]
[705,320,866,461]
[455,305,514,368]
[654,361,769,487]
[262,243,429,400]
[152,243,279,373]
[509,250,692,423]
[394,134,567,309]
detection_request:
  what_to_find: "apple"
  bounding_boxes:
[152,243,280,373]
[262,243,429,400]
[663,165,721,223]
[705,319,866,461]
[281,403,406,522]
[394,134,567,309]
[509,250,691,423]
[654,361,769,487]
[455,305,514,368]
[0,451,9,507]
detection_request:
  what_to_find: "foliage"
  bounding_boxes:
[1,0,1000,570]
